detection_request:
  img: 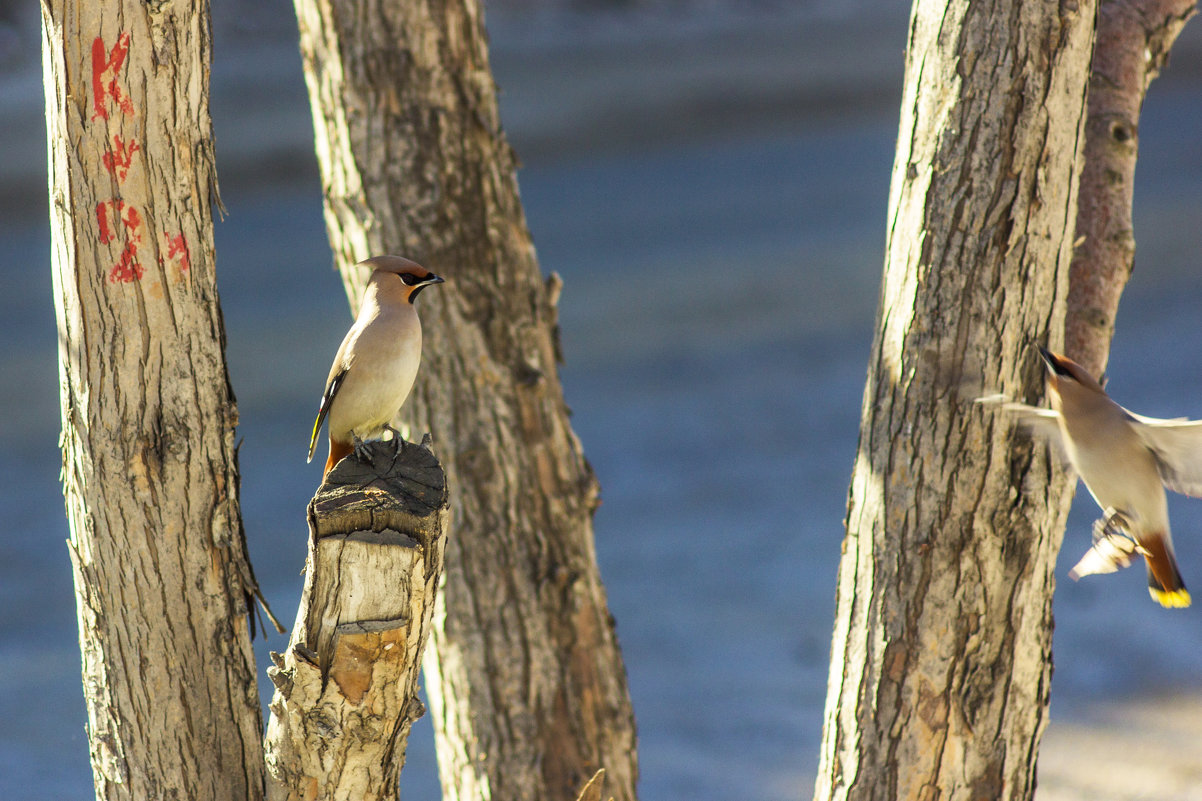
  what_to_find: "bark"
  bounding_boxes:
[41,2,265,799]
[814,2,1096,800]
[1064,0,1197,378]
[290,4,638,801]
[264,439,449,801]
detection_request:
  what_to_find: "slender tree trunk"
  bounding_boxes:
[290,3,638,801]
[1064,0,1197,377]
[41,2,265,799]
[814,2,1096,800]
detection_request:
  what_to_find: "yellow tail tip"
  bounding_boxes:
[1150,587,1191,608]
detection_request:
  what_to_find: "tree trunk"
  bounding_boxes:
[1064,0,1197,377]
[290,3,639,801]
[41,2,265,800]
[814,2,1096,800]
[264,440,449,801]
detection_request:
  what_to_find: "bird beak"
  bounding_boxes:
[1037,346,1057,374]
[421,274,445,287]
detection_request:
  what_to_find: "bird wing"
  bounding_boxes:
[308,367,348,463]
[975,395,1064,444]
[1126,410,1202,497]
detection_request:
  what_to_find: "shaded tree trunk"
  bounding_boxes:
[814,2,1096,800]
[1064,0,1197,377]
[41,1,265,800]
[290,2,638,801]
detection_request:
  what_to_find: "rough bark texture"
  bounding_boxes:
[1064,0,1197,378]
[290,3,638,800]
[264,439,448,801]
[814,2,1096,800]
[41,2,265,799]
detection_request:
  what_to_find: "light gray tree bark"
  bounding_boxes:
[264,441,450,801]
[290,2,639,801]
[814,2,1096,799]
[41,1,267,799]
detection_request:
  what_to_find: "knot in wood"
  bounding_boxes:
[1109,119,1135,145]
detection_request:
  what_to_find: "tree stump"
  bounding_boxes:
[264,436,448,801]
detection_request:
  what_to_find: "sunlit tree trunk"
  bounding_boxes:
[290,2,639,800]
[264,442,450,801]
[41,2,265,799]
[814,2,1095,799]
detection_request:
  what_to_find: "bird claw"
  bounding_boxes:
[348,428,406,472]
[352,435,372,462]
[1093,508,1133,541]
[382,424,405,452]
[1072,508,1139,580]
[383,425,405,472]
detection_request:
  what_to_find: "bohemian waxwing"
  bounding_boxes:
[980,348,1200,608]
[307,255,444,478]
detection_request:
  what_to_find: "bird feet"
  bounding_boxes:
[1070,508,1139,580]
[349,427,406,471]
[1093,507,1134,541]
[383,425,405,472]
[382,424,405,452]
[351,434,372,462]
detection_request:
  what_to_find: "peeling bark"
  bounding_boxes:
[264,440,449,801]
[41,2,265,799]
[814,2,1096,800]
[1064,0,1197,378]
[290,3,638,800]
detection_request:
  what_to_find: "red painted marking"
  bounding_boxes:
[95,199,142,245]
[108,242,144,283]
[123,205,142,241]
[101,136,140,182]
[91,32,135,122]
[161,233,191,272]
[96,199,120,243]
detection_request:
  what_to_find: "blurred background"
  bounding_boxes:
[4,1,1202,799]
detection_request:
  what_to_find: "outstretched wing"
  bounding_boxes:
[307,368,348,463]
[975,395,1064,445]
[1126,410,1202,497]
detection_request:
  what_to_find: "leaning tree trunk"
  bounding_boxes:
[291,3,638,801]
[1064,0,1197,377]
[814,2,1096,800]
[41,3,265,800]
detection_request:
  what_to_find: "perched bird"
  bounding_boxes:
[980,348,1202,608]
[307,255,444,479]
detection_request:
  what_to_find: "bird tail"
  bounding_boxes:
[308,369,346,463]
[1143,534,1190,608]
[324,438,354,479]
[307,413,324,463]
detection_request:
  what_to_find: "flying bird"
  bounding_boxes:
[980,348,1202,608]
[307,255,444,479]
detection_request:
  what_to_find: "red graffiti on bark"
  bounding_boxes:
[89,32,147,284]
[160,233,191,273]
[108,243,144,283]
[101,136,140,182]
[96,200,145,283]
[96,199,142,245]
[91,32,135,122]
